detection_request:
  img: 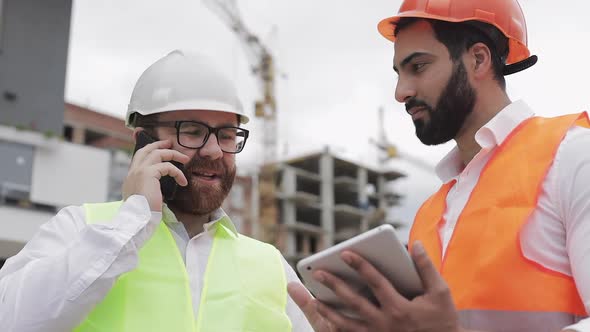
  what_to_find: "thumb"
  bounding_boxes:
[287,282,333,332]
[411,241,446,291]
[288,282,314,307]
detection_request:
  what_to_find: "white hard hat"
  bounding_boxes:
[126,49,249,128]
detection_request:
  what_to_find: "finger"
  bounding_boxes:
[315,300,368,332]
[411,241,446,292]
[287,282,334,332]
[141,148,191,168]
[137,138,174,155]
[341,250,408,308]
[151,162,189,186]
[133,139,174,163]
[159,149,191,164]
[313,270,381,319]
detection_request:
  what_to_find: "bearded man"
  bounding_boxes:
[0,50,313,332]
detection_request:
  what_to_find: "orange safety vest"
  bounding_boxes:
[410,113,590,331]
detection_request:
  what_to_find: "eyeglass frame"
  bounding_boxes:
[139,120,250,154]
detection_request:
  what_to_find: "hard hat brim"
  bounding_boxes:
[377,13,530,65]
[126,102,249,128]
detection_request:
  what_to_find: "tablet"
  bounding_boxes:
[296,224,423,310]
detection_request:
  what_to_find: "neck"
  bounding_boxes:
[454,88,512,166]
[169,207,211,238]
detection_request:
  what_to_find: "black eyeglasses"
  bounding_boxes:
[142,121,249,154]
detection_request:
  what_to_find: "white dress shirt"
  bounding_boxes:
[435,100,590,331]
[0,195,313,332]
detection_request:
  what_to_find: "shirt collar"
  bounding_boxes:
[161,204,239,237]
[435,100,535,183]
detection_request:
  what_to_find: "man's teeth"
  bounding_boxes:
[196,172,215,177]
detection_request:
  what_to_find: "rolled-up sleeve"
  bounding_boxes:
[0,195,161,332]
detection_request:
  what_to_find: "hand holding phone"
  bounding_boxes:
[122,131,190,211]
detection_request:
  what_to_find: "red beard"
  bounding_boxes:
[166,157,236,216]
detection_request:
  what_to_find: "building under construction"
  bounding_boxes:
[257,149,405,267]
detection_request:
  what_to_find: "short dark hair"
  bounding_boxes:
[394,18,508,89]
[130,112,160,138]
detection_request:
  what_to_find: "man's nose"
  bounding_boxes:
[198,134,223,160]
[395,76,416,104]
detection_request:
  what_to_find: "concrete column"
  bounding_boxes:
[302,235,311,255]
[282,166,297,256]
[320,152,334,248]
[357,167,369,232]
[72,126,85,144]
[377,175,387,210]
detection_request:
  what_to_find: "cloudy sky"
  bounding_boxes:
[65,0,590,228]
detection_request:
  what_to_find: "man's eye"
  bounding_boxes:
[181,129,204,136]
[412,63,427,72]
[219,131,236,140]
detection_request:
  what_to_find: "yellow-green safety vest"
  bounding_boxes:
[74,201,292,332]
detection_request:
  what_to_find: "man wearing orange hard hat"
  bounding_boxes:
[289,0,590,331]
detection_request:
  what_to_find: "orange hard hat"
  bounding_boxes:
[378,0,534,70]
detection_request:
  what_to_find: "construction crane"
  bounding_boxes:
[370,106,435,173]
[202,0,277,163]
[203,0,280,243]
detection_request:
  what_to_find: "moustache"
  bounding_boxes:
[183,158,229,177]
[405,98,432,115]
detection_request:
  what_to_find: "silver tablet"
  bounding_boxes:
[296,224,423,310]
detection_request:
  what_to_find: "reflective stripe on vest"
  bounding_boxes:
[410,113,590,330]
[458,310,586,331]
[74,201,292,332]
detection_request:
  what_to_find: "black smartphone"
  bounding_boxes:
[133,130,184,201]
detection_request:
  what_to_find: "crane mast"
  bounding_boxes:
[204,0,279,243]
[203,0,277,163]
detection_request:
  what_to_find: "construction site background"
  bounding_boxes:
[0,0,422,270]
[0,103,408,269]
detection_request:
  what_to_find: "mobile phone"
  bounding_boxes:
[133,130,184,201]
[297,224,423,315]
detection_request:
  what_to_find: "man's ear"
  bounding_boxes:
[470,42,493,79]
[132,127,144,142]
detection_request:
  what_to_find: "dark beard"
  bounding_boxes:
[406,61,476,145]
[166,157,236,216]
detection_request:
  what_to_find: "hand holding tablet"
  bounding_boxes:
[296,224,424,313]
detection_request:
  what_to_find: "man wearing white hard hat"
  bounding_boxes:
[0,50,313,332]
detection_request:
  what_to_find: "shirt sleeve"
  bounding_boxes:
[281,256,314,332]
[553,126,590,332]
[0,195,162,332]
